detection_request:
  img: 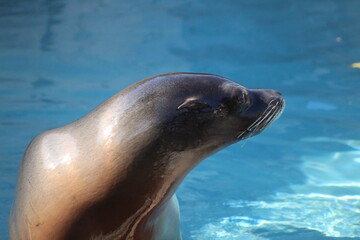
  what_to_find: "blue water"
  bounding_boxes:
[1,0,360,239]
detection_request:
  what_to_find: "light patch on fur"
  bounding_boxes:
[177,97,200,109]
[41,133,79,170]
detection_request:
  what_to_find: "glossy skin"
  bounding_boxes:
[9,73,285,240]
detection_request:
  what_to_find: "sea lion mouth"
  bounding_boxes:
[237,97,285,140]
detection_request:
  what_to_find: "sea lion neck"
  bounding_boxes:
[63,109,200,239]
[60,129,201,239]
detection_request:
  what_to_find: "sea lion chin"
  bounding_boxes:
[9,72,285,240]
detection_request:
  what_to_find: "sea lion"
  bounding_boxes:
[9,73,285,240]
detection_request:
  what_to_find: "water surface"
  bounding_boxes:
[1,0,360,239]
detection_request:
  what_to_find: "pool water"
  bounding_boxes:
[1,0,360,239]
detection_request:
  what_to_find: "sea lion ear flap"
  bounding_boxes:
[177,97,211,110]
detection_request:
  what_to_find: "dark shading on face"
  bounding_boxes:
[154,75,285,152]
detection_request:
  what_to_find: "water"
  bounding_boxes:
[1,0,360,239]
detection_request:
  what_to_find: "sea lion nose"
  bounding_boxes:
[270,90,285,104]
[261,89,284,102]
[245,88,285,114]
[262,90,285,111]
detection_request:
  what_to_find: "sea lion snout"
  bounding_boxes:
[246,88,284,112]
[235,88,285,140]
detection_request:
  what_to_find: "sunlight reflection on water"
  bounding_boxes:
[192,138,360,239]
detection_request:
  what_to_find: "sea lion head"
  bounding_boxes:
[129,73,285,156]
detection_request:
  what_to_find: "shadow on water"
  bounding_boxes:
[40,1,65,52]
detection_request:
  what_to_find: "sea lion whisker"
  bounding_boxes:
[237,101,279,139]
[262,104,282,132]
[246,100,276,130]
[268,107,281,125]
[248,101,280,134]
[237,130,248,139]
[256,112,276,133]
[240,138,250,148]
[256,102,280,130]
[246,105,272,129]
[247,104,276,131]
[237,104,274,138]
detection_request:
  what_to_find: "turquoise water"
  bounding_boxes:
[1,0,360,239]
